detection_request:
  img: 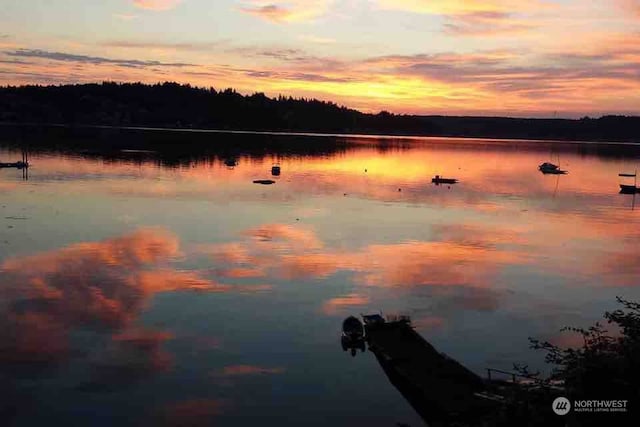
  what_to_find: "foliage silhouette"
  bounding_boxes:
[2,82,639,142]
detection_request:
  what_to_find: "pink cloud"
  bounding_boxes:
[322,293,370,315]
[239,1,330,23]
[133,0,182,11]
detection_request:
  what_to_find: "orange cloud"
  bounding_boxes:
[322,294,370,315]
[133,0,182,11]
[375,0,545,15]
[617,0,640,16]
[443,12,536,36]
[0,228,249,381]
[113,13,137,21]
[3,33,640,116]
[239,0,330,23]
[135,269,232,293]
[278,240,524,287]
[244,223,324,250]
[197,222,527,290]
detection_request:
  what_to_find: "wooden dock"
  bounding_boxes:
[364,317,501,424]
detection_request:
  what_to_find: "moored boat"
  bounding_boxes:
[432,175,458,185]
[538,162,567,174]
[341,316,365,356]
[0,161,29,169]
[342,316,364,340]
[619,170,637,194]
[620,184,640,194]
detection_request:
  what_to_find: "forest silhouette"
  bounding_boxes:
[1,82,639,142]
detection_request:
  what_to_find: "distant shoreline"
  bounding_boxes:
[2,83,639,145]
[2,122,640,147]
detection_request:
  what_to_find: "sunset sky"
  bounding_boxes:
[1,0,639,117]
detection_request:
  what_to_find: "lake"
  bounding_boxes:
[1,127,639,426]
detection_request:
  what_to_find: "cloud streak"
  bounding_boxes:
[104,40,226,52]
[5,49,193,68]
[443,12,536,36]
[132,0,183,11]
[239,0,330,23]
[2,30,640,116]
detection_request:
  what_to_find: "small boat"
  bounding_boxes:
[253,179,276,185]
[341,316,365,356]
[619,170,637,194]
[0,161,29,169]
[271,164,281,176]
[538,162,567,174]
[620,184,640,194]
[342,316,364,340]
[432,175,458,185]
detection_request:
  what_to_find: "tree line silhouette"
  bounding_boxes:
[1,82,639,142]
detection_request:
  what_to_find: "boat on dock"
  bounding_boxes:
[432,175,458,185]
[341,316,365,356]
[342,316,364,340]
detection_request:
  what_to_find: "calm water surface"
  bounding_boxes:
[1,129,640,426]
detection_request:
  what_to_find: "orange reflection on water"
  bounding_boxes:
[7,143,630,207]
[0,228,251,378]
[196,222,527,289]
[322,294,371,315]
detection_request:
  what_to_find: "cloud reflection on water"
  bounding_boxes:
[1,138,640,424]
[0,228,258,388]
[197,223,526,288]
